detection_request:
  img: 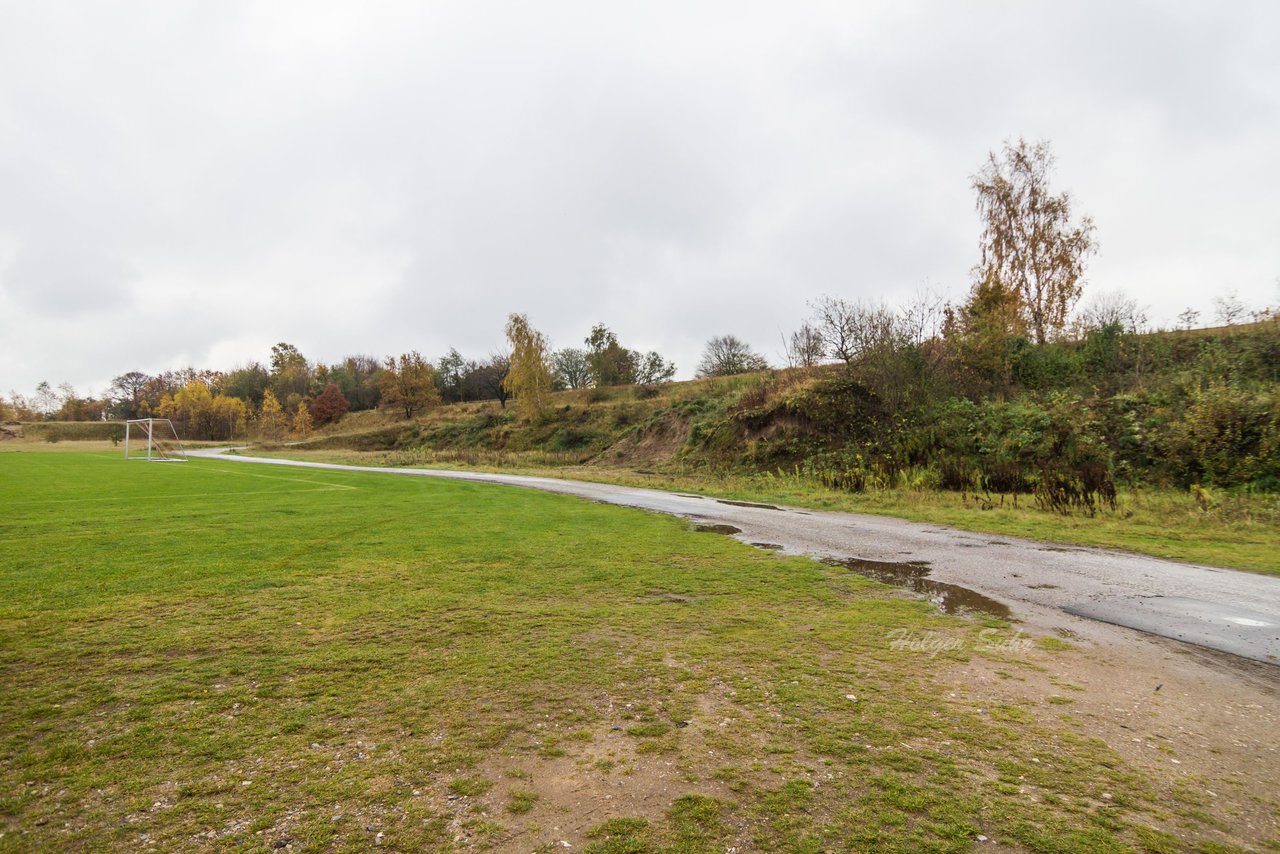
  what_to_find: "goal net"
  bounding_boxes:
[124,418,187,462]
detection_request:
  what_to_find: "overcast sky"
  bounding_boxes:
[2,1,1277,396]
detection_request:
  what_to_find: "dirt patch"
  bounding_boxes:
[442,695,756,852]
[592,411,691,468]
[947,629,1280,849]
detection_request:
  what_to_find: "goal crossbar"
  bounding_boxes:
[124,418,187,461]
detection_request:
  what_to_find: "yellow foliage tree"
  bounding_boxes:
[380,352,439,419]
[972,138,1096,345]
[154,381,249,440]
[258,390,288,441]
[292,403,313,438]
[503,313,554,421]
[209,394,249,440]
[160,380,213,437]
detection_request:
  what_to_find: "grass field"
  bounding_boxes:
[246,447,1280,576]
[0,451,1263,852]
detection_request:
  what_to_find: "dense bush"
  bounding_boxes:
[1157,385,1279,489]
[309,383,350,425]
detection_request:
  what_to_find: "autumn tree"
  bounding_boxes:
[972,138,1096,345]
[380,352,439,419]
[943,279,1025,393]
[54,384,108,422]
[159,380,213,437]
[270,342,306,374]
[269,341,312,402]
[696,335,769,377]
[309,383,349,425]
[210,394,249,439]
[148,379,246,440]
[503,313,554,420]
[258,390,288,440]
[312,355,382,411]
[292,404,314,438]
[4,392,32,421]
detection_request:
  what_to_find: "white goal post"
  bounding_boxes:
[124,418,187,462]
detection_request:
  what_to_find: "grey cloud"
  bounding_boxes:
[1,0,1277,394]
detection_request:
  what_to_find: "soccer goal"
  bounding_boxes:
[124,418,187,462]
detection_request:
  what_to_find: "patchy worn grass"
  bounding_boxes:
[0,451,1255,851]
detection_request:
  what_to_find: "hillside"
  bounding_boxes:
[290,372,763,471]
[292,319,1280,492]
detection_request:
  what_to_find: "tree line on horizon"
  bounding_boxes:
[0,320,680,439]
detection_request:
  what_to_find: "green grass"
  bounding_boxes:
[0,451,1252,851]
[249,447,1280,576]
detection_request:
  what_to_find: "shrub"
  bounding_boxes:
[1158,384,1277,489]
[929,394,1115,513]
[309,383,350,425]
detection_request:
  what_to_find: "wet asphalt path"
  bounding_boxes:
[187,448,1280,665]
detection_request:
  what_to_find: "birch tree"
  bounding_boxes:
[503,314,554,420]
[973,139,1096,345]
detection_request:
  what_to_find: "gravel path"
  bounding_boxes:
[187,448,1280,664]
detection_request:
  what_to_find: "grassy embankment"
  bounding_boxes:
[0,451,1263,852]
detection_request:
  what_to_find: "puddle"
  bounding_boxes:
[693,523,742,535]
[751,542,783,550]
[716,499,782,510]
[1027,583,1059,590]
[825,557,1012,619]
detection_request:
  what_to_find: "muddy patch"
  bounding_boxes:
[716,499,781,510]
[825,557,1012,619]
[692,523,741,535]
[750,542,783,551]
[642,590,697,604]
